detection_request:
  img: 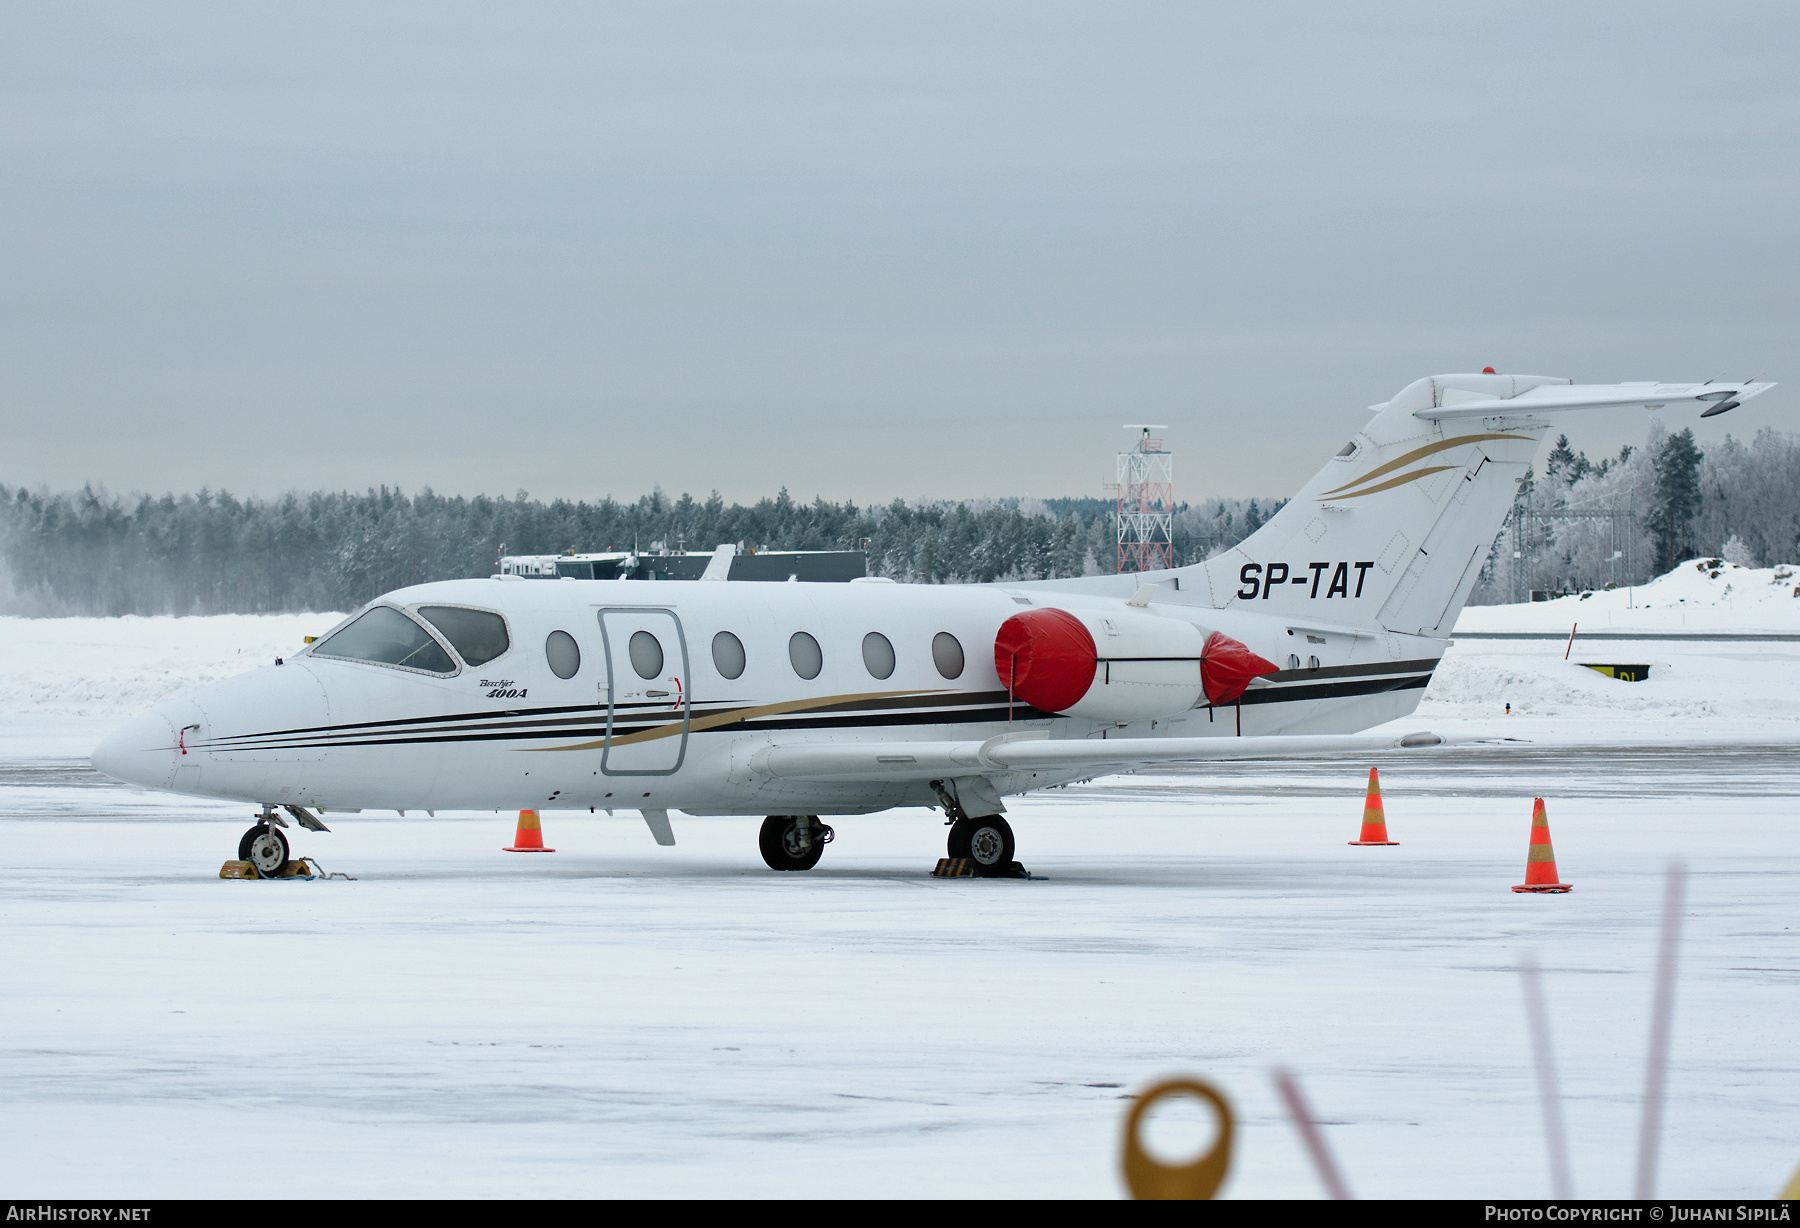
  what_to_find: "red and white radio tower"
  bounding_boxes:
[1116,425,1173,573]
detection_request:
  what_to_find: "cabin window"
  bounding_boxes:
[1308,655,1321,670]
[311,605,456,675]
[417,606,510,667]
[712,631,746,680]
[932,632,965,680]
[862,632,895,680]
[789,631,822,680]
[628,630,664,680]
[1286,654,1300,670]
[545,631,581,679]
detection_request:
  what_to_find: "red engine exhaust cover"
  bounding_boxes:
[1201,630,1278,706]
[994,608,1097,713]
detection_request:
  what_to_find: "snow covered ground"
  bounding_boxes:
[2,578,1797,1198]
[1455,558,1800,636]
[1414,559,1800,743]
[0,612,339,761]
[3,757,1795,1199]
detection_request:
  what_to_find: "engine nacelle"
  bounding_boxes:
[995,607,1277,723]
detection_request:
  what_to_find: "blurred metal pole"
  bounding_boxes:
[1634,863,1688,1200]
[1519,955,1574,1198]
[1272,1067,1351,1199]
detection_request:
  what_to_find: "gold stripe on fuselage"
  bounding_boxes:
[533,688,953,751]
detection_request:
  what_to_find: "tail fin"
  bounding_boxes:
[1183,372,1774,637]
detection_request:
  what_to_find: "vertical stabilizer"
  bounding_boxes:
[1027,372,1774,637]
[1191,373,1567,635]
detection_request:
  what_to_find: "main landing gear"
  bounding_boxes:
[947,814,1016,877]
[931,779,1016,878]
[759,815,834,871]
[238,805,331,877]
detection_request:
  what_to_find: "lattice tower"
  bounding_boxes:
[1116,425,1173,573]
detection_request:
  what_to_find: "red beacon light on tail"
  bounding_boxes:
[995,608,1276,722]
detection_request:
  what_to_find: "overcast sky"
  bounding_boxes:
[2,2,1795,506]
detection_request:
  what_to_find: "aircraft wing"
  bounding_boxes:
[749,730,1461,781]
[1416,380,1774,421]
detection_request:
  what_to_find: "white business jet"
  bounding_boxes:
[93,373,1773,876]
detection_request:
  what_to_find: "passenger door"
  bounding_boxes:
[597,608,690,775]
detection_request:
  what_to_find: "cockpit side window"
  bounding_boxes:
[417,605,511,667]
[311,606,457,675]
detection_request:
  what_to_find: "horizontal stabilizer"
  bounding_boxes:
[750,731,1466,781]
[1416,380,1774,421]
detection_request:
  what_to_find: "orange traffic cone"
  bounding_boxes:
[1348,767,1398,845]
[1512,798,1570,893]
[503,809,555,853]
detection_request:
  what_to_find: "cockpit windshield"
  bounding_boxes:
[310,606,457,675]
[416,606,510,667]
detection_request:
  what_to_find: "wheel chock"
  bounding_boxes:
[933,858,1037,880]
[218,857,355,881]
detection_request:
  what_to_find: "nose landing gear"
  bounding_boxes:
[239,821,291,877]
[237,805,331,878]
[758,815,833,871]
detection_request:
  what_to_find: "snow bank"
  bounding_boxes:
[1414,640,1800,730]
[1455,558,1800,634]
[0,613,341,720]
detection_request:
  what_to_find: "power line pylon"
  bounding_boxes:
[1116,425,1173,574]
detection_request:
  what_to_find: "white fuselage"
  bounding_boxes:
[91,574,1439,817]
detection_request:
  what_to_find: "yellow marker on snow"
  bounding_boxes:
[1121,1078,1234,1200]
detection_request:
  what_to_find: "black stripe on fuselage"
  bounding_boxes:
[201,686,1007,750]
[1262,657,1440,683]
[201,692,1036,753]
[1234,671,1431,707]
[201,668,1434,753]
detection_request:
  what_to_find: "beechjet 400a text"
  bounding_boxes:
[94,373,1774,876]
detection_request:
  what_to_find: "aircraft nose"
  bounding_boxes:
[91,709,179,789]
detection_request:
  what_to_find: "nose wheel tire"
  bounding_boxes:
[239,824,290,877]
[948,815,1014,877]
[759,815,829,871]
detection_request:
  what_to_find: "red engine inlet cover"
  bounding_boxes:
[994,608,1097,713]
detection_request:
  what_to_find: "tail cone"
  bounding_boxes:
[1512,798,1570,893]
[504,809,556,853]
[1348,767,1398,845]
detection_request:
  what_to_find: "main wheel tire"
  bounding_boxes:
[962,815,1015,878]
[946,820,972,860]
[758,816,825,871]
[239,823,290,877]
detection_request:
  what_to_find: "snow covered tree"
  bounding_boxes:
[1647,427,1704,572]
[1721,534,1757,568]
